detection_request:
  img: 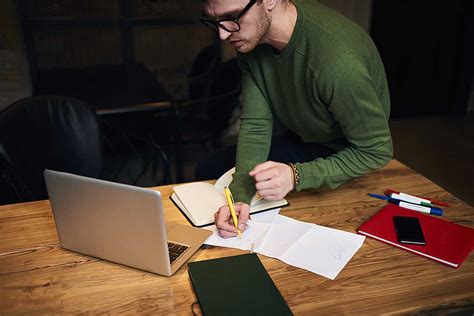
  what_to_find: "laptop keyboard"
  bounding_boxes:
[167,241,189,264]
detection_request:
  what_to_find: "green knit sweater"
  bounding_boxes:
[229,0,393,204]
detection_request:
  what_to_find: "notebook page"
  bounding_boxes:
[173,182,226,226]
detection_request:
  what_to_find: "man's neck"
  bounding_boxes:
[263,2,298,52]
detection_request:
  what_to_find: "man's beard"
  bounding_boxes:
[235,10,271,53]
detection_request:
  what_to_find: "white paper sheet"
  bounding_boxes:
[203,210,365,280]
[203,209,280,251]
[276,219,365,280]
[253,216,313,258]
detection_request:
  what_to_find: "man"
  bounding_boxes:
[198,0,393,237]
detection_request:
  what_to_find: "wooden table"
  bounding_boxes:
[1,160,473,314]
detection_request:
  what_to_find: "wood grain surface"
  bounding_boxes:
[1,160,473,315]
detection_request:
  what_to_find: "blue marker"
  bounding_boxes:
[368,193,443,216]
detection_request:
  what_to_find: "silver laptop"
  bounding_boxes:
[44,169,212,276]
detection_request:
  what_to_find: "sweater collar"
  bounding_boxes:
[269,0,304,60]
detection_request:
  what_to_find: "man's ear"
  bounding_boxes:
[263,0,277,11]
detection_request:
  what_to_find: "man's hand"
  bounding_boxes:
[249,161,294,200]
[214,202,250,238]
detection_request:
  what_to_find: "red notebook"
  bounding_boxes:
[357,204,474,268]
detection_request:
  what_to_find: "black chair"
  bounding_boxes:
[33,62,180,182]
[0,95,170,204]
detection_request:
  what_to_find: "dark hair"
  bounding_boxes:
[203,0,294,4]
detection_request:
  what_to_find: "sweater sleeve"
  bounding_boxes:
[295,55,393,190]
[229,56,274,204]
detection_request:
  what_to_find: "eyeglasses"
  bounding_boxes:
[199,0,257,33]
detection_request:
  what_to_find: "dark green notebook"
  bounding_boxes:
[188,253,292,316]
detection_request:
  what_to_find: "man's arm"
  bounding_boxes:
[215,56,273,238]
[228,55,274,204]
[295,54,393,191]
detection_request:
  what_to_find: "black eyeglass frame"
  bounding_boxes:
[199,0,257,33]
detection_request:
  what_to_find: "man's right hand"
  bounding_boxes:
[214,202,250,238]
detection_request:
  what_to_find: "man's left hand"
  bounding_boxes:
[249,161,294,200]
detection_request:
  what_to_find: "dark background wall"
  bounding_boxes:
[1,0,376,110]
[20,0,215,100]
[371,0,474,117]
[2,0,472,114]
[1,0,473,204]
[0,0,31,110]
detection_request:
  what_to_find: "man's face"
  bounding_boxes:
[202,0,271,53]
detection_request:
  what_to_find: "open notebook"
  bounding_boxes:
[171,168,288,227]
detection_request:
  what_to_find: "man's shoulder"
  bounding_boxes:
[297,1,374,54]
[296,1,379,70]
[298,0,364,34]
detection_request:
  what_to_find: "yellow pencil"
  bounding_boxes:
[224,187,242,238]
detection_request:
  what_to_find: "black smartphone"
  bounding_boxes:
[393,216,426,245]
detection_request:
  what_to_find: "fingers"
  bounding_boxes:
[249,161,294,200]
[259,194,281,201]
[235,203,250,231]
[219,229,239,239]
[257,188,286,200]
[257,170,279,184]
[215,206,238,236]
[249,161,277,177]
[255,176,284,191]
[255,177,284,199]
[214,204,250,238]
[250,161,284,184]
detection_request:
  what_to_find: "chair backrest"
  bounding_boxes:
[0,95,102,201]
